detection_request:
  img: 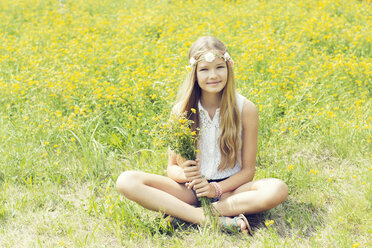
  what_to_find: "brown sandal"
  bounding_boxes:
[221,214,252,235]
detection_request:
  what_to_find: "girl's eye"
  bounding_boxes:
[199,68,207,71]
[217,66,225,69]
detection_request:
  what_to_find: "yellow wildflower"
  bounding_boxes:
[352,242,360,248]
[265,219,274,227]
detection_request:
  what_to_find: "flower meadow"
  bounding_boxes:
[0,0,371,247]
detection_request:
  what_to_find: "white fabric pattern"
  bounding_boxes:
[197,93,245,180]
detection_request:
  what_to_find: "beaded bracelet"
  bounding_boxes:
[210,182,219,198]
[211,182,222,198]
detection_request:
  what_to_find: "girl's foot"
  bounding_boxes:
[220,214,252,235]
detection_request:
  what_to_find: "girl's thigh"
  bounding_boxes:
[116,170,198,205]
[221,178,288,203]
[236,178,287,193]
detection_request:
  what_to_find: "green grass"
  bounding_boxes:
[0,0,371,247]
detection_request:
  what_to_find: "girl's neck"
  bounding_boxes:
[200,92,222,119]
[200,92,222,108]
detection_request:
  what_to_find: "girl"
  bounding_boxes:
[116,36,288,234]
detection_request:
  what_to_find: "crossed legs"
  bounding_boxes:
[116,171,205,224]
[213,178,288,217]
[116,171,288,226]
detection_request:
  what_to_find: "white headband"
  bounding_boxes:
[189,51,234,67]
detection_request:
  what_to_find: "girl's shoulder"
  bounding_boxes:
[236,93,257,114]
[237,93,258,121]
[171,102,182,116]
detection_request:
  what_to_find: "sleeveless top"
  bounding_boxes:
[197,93,245,180]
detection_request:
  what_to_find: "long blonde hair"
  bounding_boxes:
[175,36,241,170]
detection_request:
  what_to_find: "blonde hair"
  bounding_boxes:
[175,36,241,170]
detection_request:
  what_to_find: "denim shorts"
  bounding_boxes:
[190,177,228,207]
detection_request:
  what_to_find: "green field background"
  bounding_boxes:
[0,0,371,247]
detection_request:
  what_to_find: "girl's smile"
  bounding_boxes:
[196,57,228,95]
[207,81,221,85]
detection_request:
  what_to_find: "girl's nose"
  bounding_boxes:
[209,69,218,78]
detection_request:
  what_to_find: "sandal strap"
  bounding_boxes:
[238,214,253,235]
[232,216,242,231]
[221,216,241,232]
[221,215,253,234]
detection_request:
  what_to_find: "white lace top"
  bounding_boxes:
[197,93,245,180]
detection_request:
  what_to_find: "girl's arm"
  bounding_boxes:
[217,99,258,194]
[167,149,188,183]
[167,149,200,183]
[187,98,258,198]
[167,104,189,183]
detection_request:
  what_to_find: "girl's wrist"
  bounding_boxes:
[211,182,222,198]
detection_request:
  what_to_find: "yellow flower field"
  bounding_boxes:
[0,0,370,247]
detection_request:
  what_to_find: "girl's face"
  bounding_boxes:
[196,56,228,96]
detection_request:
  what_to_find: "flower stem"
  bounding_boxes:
[200,197,215,224]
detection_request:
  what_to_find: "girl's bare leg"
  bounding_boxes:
[213,178,288,217]
[116,171,205,224]
[117,172,286,232]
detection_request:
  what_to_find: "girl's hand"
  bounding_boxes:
[187,178,216,198]
[179,158,197,168]
[187,179,216,198]
[183,158,201,181]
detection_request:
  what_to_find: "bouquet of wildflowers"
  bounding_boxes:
[164,110,199,162]
[163,108,215,223]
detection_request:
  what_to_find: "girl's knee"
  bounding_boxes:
[268,179,288,206]
[116,170,142,195]
[274,179,288,201]
[259,178,288,210]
